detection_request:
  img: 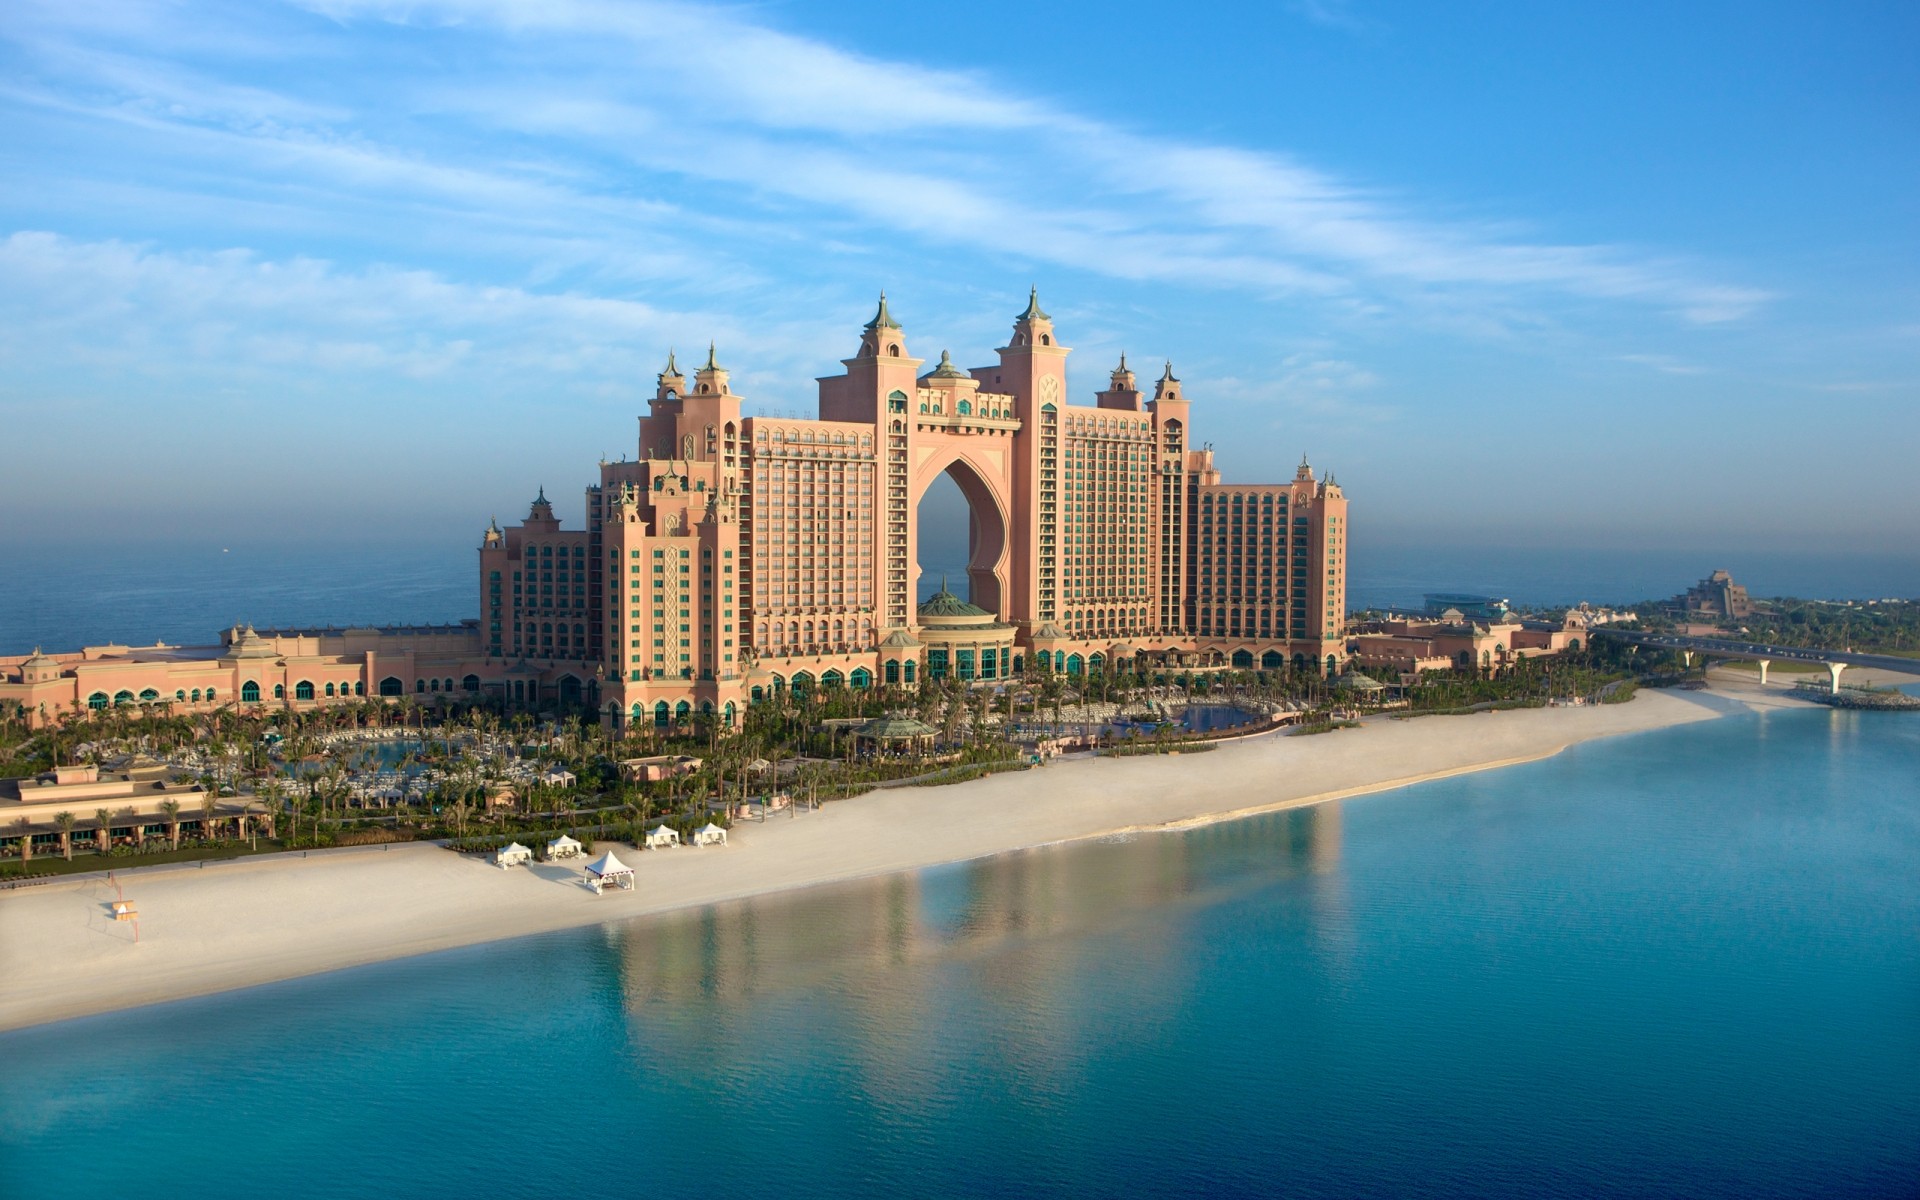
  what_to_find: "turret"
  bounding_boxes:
[855,292,908,360]
[1008,287,1057,349]
[1097,352,1143,411]
[692,343,729,396]
[819,293,922,424]
[1153,361,1183,404]
[655,349,685,404]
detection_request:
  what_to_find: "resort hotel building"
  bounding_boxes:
[1,293,1349,731]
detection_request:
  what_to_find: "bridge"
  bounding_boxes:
[1591,628,1920,693]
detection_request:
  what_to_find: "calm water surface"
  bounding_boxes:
[3,703,1918,1199]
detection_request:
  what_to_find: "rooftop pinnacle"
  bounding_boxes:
[865,291,902,331]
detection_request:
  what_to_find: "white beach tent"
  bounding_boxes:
[546,834,583,860]
[643,825,681,849]
[585,849,635,893]
[691,823,728,847]
[495,842,533,869]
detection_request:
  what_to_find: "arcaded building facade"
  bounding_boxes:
[479,292,1348,730]
[1,294,1348,730]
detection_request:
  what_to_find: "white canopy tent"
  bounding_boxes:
[495,842,533,869]
[643,825,681,849]
[692,823,728,847]
[547,834,582,860]
[585,849,634,893]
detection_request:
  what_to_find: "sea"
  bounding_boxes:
[3,539,1916,656]
[2,696,1917,1198]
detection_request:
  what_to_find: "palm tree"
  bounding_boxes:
[94,807,113,854]
[11,817,31,865]
[54,811,76,861]
[199,791,220,844]
[160,799,183,852]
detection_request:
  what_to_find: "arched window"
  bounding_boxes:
[654,701,670,727]
[138,688,160,703]
[113,690,134,706]
[191,689,201,702]
[957,399,971,416]
[379,677,403,697]
[274,683,284,699]
[463,674,480,692]
[821,669,844,689]
[175,690,186,702]
[903,661,916,684]
[887,343,900,356]
[850,667,871,689]
[324,682,336,697]
[205,688,216,702]
[88,692,109,710]
[723,701,736,727]
[675,700,691,720]
[416,679,427,693]
[355,681,365,696]
[241,681,260,703]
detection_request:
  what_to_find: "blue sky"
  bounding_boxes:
[1,0,1915,560]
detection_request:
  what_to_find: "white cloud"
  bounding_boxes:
[0,0,1762,328]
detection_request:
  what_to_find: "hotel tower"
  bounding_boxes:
[478,292,1347,729]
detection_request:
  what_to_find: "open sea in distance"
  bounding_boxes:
[2,697,1917,1198]
[3,539,1916,655]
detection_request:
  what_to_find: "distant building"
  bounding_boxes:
[1671,570,1753,620]
[1422,593,1512,622]
[1348,614,1585,678]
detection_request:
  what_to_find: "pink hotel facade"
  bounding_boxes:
[1,294,1348,731]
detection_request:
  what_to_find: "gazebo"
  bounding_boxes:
[853,716,938,753]
[495,841,532,869]
[1334,671,1387,695]
[546,834,582,860]
[585,849,634,893]
[643,825,681,849]
[691,823,728,847]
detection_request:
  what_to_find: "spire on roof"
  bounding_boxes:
[928,349,966,379]
[1016,286,1050,323]
[702,341,722,372]
[1159,361,1178,384]
[864,291,901,331]
[662,347,681,377]
[536,485,547,503]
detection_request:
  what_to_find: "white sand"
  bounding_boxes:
[0,682,1825,1031]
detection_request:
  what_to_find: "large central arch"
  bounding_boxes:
[910,449,1012,618]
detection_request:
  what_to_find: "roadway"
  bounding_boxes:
[1590,628,1920,676]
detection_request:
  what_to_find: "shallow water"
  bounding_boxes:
[2,702,1917,1199]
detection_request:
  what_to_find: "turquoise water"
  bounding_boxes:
[3,702,1918,1198]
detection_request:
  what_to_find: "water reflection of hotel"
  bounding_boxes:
[603,803,1345,1081]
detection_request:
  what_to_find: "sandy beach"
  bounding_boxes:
[0,675,1888,1033]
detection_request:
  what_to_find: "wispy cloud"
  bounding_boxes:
[1618,353,1710,376]
[0,0,1770,331]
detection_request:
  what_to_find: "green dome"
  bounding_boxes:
[918,582,990,619]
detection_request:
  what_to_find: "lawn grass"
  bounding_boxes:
[0,840,297,879]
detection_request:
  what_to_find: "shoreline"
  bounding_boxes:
[0,679,1872,1034]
